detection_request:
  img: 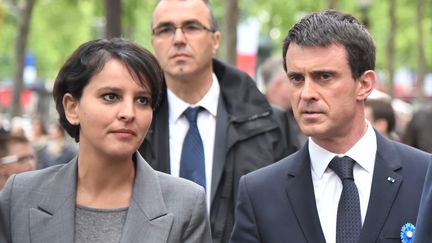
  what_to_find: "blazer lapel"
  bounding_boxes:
[285,144,327,243]
[29,158,78,243]
[120,154,174,243]
[359,133,402,243]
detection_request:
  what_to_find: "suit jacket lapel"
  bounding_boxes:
[121,154,174,242]
[29,158,78,243]
[359,133,402,243]
[285,144,327,243]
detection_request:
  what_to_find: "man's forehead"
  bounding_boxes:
[153,0,210,23]
[153,0,209,14]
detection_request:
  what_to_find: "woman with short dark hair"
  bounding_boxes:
[0,38,211,243]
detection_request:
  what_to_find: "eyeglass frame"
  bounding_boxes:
[0,154,35,165]
[151,20,215,39]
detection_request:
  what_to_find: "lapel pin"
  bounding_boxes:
[401,222,415,243]
[387,176,396,183]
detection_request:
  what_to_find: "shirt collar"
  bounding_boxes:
[167,73,220,123]
[310,120,377,179]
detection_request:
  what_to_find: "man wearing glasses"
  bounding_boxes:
[138,0,295,242]
[0,134,36,190]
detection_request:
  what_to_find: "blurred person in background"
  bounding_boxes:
[403,104,432,153]
[259,57,307,149]
[259,57,292,112]
[364,99,400,141]
[37,121,77,169]
[0,134,36,189]
[0,115,8,135]
[9,116,26,137]
[29,116,48,154]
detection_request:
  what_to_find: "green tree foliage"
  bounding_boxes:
[28,0,98,80]
[0,4,18,81]
[0,0,430,86]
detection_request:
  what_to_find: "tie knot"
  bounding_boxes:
[329,156,355,180]
[184,106,201,123]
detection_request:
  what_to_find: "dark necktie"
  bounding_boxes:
[328,156,362,243]
[179,107,206,189]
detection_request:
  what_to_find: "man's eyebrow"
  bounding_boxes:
[286,71,303,76]
[153,21,173,28]
[154,19,202,27]
[310,69,337,73]
[310,70,338,76]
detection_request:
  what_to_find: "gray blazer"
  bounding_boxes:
[0,153,211,243]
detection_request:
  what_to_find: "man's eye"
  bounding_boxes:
[102,93,117,102]
[288,74,304,83]
[184,23,201,31]
[159,26,174,33]
[321,73,332,80]
[154,25,174,35]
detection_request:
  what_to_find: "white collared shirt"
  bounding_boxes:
[167,74,219,210]
[310,121,377,243]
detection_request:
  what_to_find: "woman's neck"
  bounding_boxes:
[76,154,135,209]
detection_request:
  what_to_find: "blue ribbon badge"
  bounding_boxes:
[400,223,415,243]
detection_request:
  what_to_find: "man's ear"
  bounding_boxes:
[357,70,376,101]
[63,93,80,125]
[211,31,221,56]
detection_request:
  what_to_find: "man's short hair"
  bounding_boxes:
[282,10,375,80]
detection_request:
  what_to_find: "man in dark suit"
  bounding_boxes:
[139,1,295,242]
[230,10,431,243]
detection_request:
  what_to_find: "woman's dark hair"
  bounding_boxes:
[52,38,164,142]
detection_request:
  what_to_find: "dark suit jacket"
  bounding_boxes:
[230,132,431,243]
[413,163,432,242]
[139,59,295,243]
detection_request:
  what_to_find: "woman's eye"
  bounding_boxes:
[137,96,150,105]
[102,93,117,102]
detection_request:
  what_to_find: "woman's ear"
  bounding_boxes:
[63,93,80,125]
[357,70,376,101]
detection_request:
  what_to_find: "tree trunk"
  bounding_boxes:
[221,0,238,65]
[416,0,426,103]
[327,0,338,9]
[105,0,122,38]
[386,0,396,97]
[11,0,35,117]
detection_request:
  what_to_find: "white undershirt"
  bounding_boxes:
[167,74,219,210]
[310,121,377,243]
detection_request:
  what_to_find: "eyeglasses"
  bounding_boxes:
[0,154,35,165]
[152,21,214,39]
